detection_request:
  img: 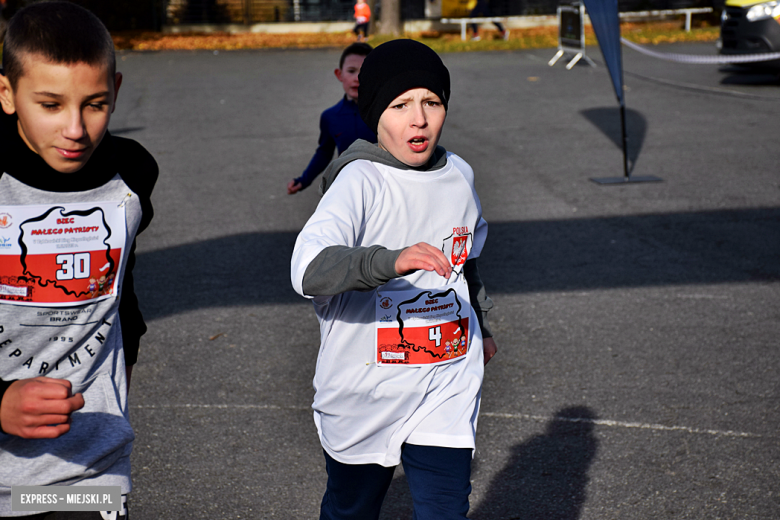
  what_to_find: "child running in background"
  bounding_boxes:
[353,0,371,42]
[287,43,376,195]
[0,2,158,517]
[468,0,509,41]
[291,39,497,519]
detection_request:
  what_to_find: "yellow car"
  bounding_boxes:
[720,0,780,65]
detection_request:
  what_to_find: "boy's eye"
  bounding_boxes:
[425,101,441,107]
[41,103,60,111]
[88,102,108,111]
[390,103,406,110]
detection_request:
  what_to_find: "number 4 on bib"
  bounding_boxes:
[376,281,471,366]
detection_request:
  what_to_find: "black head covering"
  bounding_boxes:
[358,39,450,134]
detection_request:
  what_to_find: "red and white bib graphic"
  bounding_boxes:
[0,203,126,306]
[441,228,472,273]
[376,279,471,366]
[451,236,468,266]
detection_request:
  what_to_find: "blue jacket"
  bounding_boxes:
[295,96,377,190]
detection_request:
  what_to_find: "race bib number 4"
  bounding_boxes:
[0,203,126,306]
[376,281,471,366]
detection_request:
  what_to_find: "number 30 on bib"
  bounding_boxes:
[0,203,126,306]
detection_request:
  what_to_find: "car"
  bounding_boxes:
[720,0,780,67]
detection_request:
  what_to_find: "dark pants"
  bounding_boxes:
[470,0,504,34]
[320,444,472,520]
[353,22,369,37]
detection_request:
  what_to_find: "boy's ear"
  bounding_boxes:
[0,74,17,115]
[111,72,123,114]
[334,68,343,82]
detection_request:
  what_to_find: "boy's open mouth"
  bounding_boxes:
[408,137,428,152]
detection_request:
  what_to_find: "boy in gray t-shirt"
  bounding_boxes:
[0,2,157,517]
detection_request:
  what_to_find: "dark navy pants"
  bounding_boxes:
[469,0,505,34]
[320,444,472,520]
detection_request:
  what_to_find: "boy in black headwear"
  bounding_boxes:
[291,39,497,520]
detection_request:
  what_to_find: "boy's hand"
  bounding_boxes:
[287,180,303,195]
[483,337,497,365]
[0,377,85,439]
[395,243,452,279]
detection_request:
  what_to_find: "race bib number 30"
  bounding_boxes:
[376,281,470,366]
[0,203,126,306]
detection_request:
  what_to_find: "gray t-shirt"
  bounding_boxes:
[0,113,157,516]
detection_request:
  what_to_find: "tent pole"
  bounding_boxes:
[620,103,629,179]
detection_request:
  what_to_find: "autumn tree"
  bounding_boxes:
[379,0,401,35]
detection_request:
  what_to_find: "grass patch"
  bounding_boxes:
[111,21,720,53]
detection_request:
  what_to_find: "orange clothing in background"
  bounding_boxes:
[354,2,371,23]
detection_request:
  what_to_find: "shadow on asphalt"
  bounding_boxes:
[471,407,598,520]
[135,207,780,320]
[581,108,647,175]
[377,407,598,520]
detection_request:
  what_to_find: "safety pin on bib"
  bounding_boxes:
[117,193,133,208]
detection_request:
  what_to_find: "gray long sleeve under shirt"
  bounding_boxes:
[300,140,494,338]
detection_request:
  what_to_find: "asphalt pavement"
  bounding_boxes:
[108,41,780,519]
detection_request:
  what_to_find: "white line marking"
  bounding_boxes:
[480,412,763,438]
[131,404,763,439]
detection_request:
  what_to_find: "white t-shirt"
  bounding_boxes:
[291,152,488,466]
